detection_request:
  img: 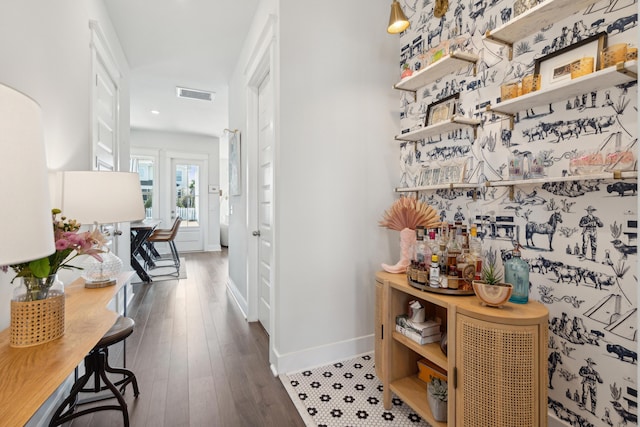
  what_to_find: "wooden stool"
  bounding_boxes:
[49,316,140,426]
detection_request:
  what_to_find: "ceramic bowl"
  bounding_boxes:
[472,281,513,307]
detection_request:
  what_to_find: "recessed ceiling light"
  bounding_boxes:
[150,110,160,115]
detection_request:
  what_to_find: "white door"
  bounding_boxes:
[257,73,274,334]
[93,59,117,171]
[170,158,205,252]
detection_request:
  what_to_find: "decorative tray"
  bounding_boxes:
[408,278,476,295]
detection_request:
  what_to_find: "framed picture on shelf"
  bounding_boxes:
[425,93,459,127]
[431,168,441,185]
[534,32,607,88]
[420,168,433,186]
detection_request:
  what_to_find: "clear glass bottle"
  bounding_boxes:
[505,245,529,304]
[429,254,440,288]
[446,225,462,288]
[415,231,426,266]
[438,244,448,278]
[469,225,483,280]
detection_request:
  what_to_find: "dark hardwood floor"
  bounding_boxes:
[70,250,305,427]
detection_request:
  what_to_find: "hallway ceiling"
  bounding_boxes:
[104,0,259,138]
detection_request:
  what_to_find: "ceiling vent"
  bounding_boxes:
[176,86,215,102]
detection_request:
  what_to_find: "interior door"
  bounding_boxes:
[170,158,205,252]
[257,72,274,334]
[93,57,118,172]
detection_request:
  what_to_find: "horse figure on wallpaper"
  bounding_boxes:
[526,211,563,251]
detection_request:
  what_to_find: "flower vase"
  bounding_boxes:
[10,274,65,347]
[16,274,63,302]
[382,228,416,274]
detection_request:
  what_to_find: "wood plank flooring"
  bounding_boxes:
[70,250,305,427]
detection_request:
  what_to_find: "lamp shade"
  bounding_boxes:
[387,0,410,34]
[60,171,145,224]
[0,84,55,265]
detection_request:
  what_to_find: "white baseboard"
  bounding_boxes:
[226,277,248,319]
[548,412,568,427]
[206,244,222,252]
[273,334,375,375]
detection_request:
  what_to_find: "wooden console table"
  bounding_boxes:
[0,271,134,426]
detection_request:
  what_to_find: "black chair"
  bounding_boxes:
[49,316,140,427]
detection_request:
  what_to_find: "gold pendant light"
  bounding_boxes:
[387,0,410,34]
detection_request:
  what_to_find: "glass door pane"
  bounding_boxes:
[174,162,200,227]
[131,156,154,219]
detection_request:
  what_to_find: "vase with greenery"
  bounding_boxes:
[2,209,106,301]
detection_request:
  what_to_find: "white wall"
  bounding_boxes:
[0,0,130,329]
[228,0,401,373]
[131,128,221,251]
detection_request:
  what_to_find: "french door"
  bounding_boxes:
[170,158,205,252]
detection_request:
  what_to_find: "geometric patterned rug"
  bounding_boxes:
[281,354,432,427]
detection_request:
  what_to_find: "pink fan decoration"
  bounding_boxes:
[379,197,441,231]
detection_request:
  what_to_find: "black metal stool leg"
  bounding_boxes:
[49,316,139,426]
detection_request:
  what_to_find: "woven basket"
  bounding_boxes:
[601,44,627,69]
[10,291,65,348]
[521,74,541,94]
[570,57,594,79]
[500,82,519,101]
[626,47,637,61]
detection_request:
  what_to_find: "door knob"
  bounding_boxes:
[252,230,261,236]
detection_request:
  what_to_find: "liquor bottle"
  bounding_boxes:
[456,249,475,291]
[438,244,447,278]
[469,225,483,280]
[415,231,426,266]
[446,225,462,288]
[505,244,529,304]
[429,254,440,288]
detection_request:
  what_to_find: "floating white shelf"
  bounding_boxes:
[393,52,479,92]
[395,116,481,142]
[395,170,637,193]
[487,61,637,116]
[484,0,602,47]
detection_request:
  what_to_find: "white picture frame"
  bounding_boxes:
[229,131,241,196]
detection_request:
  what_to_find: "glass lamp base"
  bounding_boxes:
[82,250,122,289]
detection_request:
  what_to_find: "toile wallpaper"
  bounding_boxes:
[394,0,638,425]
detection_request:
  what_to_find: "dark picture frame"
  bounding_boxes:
[534,32,607,88]
[425,93,460,127]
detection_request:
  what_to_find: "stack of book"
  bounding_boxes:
[395,314,441,345]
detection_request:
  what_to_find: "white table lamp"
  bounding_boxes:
[60,171,145,287]
[0,83,55,266]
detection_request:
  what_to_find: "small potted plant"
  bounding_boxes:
[472,248,513,307]
[427,376,447,422]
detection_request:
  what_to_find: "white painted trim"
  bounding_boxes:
[244,14,277,77]
[89,20,121,172]
[207,244,222,252]
[226,276,249,320]
[548,412,566,427]
[245,13,279,367]
[273,334,375,376]
[89,20,122,81]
